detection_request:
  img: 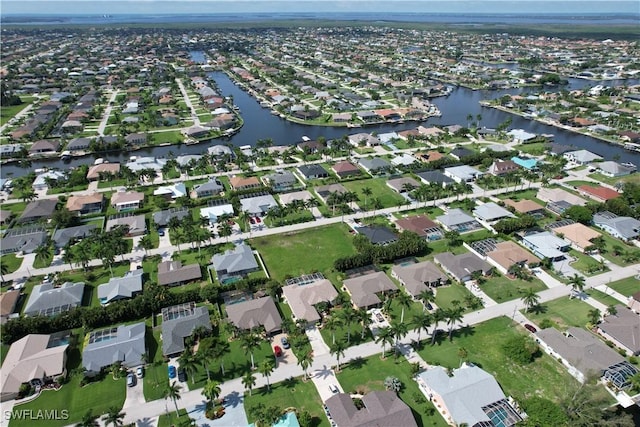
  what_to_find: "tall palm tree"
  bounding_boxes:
[178,347,201,384]
[446,307,464,341]
[212,338,231,377]
[375,326,394,359]
[340,307,357,344]
[76,410,99,427]
[297,351,314,381]
[202,380,221,406]
[324,315,343,345]
[361,187,372,211]
[412,311,432,343]
[34,243,51,267]
[395,291,413,324]
[390,322,409,357]
[431,308,446,345]
[358,308,373,339]
[258,359,275,391]
[568,274,586,299]
[101,407,125,427]
[240,331,262,370]
[241,370,256,396]
[417,289,435,312]
[198,341,217,381]
[521,288,540,313]
[218,222,233,242]
[164,381,182,417]
[330,341,346,372]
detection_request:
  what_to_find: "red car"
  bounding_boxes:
[524,324,537,333]
[274,346,283,357]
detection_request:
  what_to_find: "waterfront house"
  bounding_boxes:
[86,163,120,181]
[348,133,381,147]
[32,170,65,191]
[563,149,603,165]
[65,193,104,215]
[594,161,636,177]
[82,322,146,375]
[124,132,147,146]
[28,139,60,155]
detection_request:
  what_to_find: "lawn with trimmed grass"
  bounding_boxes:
[157,409,188,427]
[524,296,592,330]
[567,250,606,276]
[434,284,475,312]
[341,177,406,210]
[336,355,447,427]
[320,315,373,348]
[0,100,33,125]
[1,253,23,275]
[250,223,357,282]
[607,277,639,297]
[416,316,581,404]
[585,289,623,308]
[143,327,169,402]
[244,376,328,427]
[480,275,547,304]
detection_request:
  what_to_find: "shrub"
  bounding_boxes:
[501,334,538,364]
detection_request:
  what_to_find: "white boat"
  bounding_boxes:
[60,150,71,160]
[301,136,311,142]
[94,158,105,165]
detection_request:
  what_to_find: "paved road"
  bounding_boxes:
[176,78,201,127]
[97,90,119,136]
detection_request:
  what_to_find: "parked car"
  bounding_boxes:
[255,216,262,223]
[157,228,165,237]
[178,368,187,382]
[127,372,136,387]
[136,366,144,379]
[329,384,339,394]
[168,365,176,379]
[274,346,283,357]
[280,336,290,349]
[524,324,537,333]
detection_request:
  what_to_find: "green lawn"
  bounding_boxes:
[341,177,406,210]
[244,376,328,427]
[480,275,547,304]
[524,297,592,330]
[157,409,188,427]
[585,289,623,308]
[567,250,607,276]
[143,328,169,402]
[434,284,475,312]
[417,316,580,404]
[250,223,357,282]
[0,100,32,126]
[607,276,639,297]
[513,142,549,156]
[336,355,447,427]
[58,263,130,308]
[1,253,23,275]
[33,248,54,268]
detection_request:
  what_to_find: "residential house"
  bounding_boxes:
[262,170,297,191]
[507,129,537,143]
[449,147,475,161]
[191,178,224,198]
[348,133,380,147]
[24,282,85,317]
[32,170,65,191]
[332,161,361,179]
[0,290,20,324]
[436,208,481,232]
[473,202,516,223]
[485,241,540,274]
[125,156,166,173]
[434,252,493,283]
[153,182,188,200]
[535,327,637,388]
[395,215,443,241]
[593,211,640,242]
[161,302,212,356]
[278,190,314,206]
[0,210,13,226]
[297,140,325,154]
[225,296,282,335]
[537,187,587,214]
[200,199,234,225]
[29,139,60,155]
[356,226,398,245]
[82,322,146,375]
[358,157,393,175]
[297,164,330,180]
[386,177,420,193]
[86,163,120,181]
[52,224,96,248]
[110,191,144,212]
[416,170,454,187]
[563,149,603,165]
[65,193,104,215]
[597,306,640,356]
[229,176,261,191]
[391,261,447,296]
[105,214,147,236]
[1,334,68,402]
[153,207,190,228]
[521,231,570,261]
[210,243,260,282]
[551,222,602,252]
[208,144,234,158]
[315,183,348,203]
[415,150,445,163]
[342,271,398,309]
[282,279,338,324]
[0,227,48,255]
[577,185,620,203]
[503,199,546,218]
[157,260,202,287]
[97,270,144,305]
[240,193,279,217]
[444,165,483,183]
[417,364,522,427]
[488,160,520,176]
[594,161,636,177]
[124,133,147,146]
[325,391,418,427]
[628,292,640,314]
[66,137,93,152]
[18,199,57,224]
[391,153,418,167]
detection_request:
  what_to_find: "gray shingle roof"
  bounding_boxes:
[211,244,259,276]
[24,282,85,316]
[97,270,143,305]
[343,271,398,308]
[152,208,190,227]
[391,261,447,296]
[325,390,418,427]
[434,252,492,282]
[157,261,202,286]
[82,322,146,373]
[19,199,57,222]
[162,305,211,356]
[52,224,96,248]
[225,296,282,334]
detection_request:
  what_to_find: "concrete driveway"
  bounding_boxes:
[272,332,298,369]
[123,371,146,408]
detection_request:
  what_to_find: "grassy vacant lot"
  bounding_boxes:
[584,289,622,308]
[341,177,406,210]
[434,284,475,313]
[607,276,639,297]
[337,355,447,427]
[244,376,328,427]
[0,99,33,126]
[417,316,579,404]
[481,275,547,303]
[1,253,23,274]
[524,297,592,330]
[250,223,357,282]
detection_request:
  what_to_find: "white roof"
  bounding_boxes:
[200,204,234,222]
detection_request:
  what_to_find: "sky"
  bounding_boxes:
[1,1,637,16]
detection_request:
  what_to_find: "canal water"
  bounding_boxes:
[2,51,639,177]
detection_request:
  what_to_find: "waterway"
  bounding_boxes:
[2,53,639,178]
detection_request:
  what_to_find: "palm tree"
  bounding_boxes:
[0,262,7,283]
[139,234,153,255]
[34,243,51,266]
[199,341,217,381]
[330,341,346,372]
[340,307,357,344]
[521,288,540,313]
[395,292,413,324]
[61,248,75,270]
[297,351,314,380]
[568,274,586,299]
[241,370,256,396]
[212,337,231,377]
[417,289,435,312]
[164,381,182,417]
[412,311,432,343]
[446,307,464,341]
[324,315,343,345]
[357,308,373,339]
[202,380,221,406]
[458,347,469,367]
[101,407,125,427]
[258,359,275,391]
[178,347,201,384]
[76,410,99,427]
[390,321,409,358]
[606,305,618,317]
[361,187,372,211]
[375,326,394,359]
[218,222,233,242]
[587,308,601,325]
[240,331,262,370]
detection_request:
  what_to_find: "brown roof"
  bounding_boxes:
[111,191,144,206]
[391,261,447,296]
[157,261,202,286]
[0,290,20,317]
[577,185,620,202]
[416,150,444,162]
[282,279,338,323]
[343,271,398,308]
[332,161,360,174]
[229,176,261,190]
[86,163,120,180]
[486,241,540,271]
[553,223,601,250]
[225,296,282,334]
[395,215,440,237]
[503,199,545,214]
[66,193,104,212]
